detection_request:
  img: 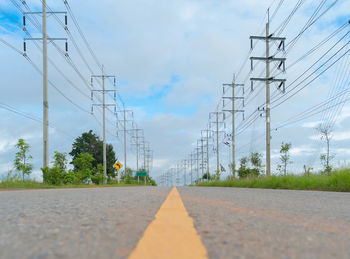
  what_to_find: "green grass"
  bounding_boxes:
[0,180,150,190]
[197,168,350,192]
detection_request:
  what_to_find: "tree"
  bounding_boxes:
[277,142,292,175]
[228,162,236,178]
[237,153,263,178]
[202,172,212,181]
[53,151,68,171]
[72,152,95,183]
[70,130,116,177]
[14,139,33,181]
[122,167,134,184]
[91,164,105,185]
[250,152,263,170]
[316,124,334,174]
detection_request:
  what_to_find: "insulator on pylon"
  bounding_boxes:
[65,41,68,52]
[114,77,116,86]
[91,106,93,115]
[23,41,26,52]
[65,15,68,26]
[114,91,116,101]
[91,78,93,87]
[91,91,93,100]
[114,106,116,113]
[23,16,26,26]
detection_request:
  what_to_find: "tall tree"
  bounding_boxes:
[70,130,116,177]
[14,139,33,181]
[316,124,334,174]
[277,142,292,175]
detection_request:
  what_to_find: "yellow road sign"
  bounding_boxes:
[114,161,123,170]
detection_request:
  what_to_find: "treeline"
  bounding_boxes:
[7,130,156,186]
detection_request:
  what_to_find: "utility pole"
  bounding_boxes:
[200,139,204,181]
[42,0,48,168]
[223,74,244,178]
[201,129,211,182]
[23,4,68,169]
[216,114,219,174]
[250,10,286,176]
[116,109,133,182]
[190,153,193,185]
[183,160,186,186]
[209,112,224,176]
[123,109,127,174]
[91,68,117,183]
[176,164,180,186]
[195,146,200,183]
[132,128,144,183]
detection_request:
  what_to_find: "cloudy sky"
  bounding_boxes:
[1,0,350,183]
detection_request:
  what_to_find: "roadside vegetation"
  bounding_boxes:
[198,169,350,192]
[1,131,156,189]
[197,136,350,192]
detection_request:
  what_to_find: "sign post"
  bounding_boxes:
[136,171,147,185]
[113,161,123,184]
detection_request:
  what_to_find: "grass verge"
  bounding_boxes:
[0,180,149,190]
[197,169,350,192]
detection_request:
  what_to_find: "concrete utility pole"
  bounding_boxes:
[216,114,219,174]
[250,10,286,176]
[209,112,224,176]
[23,3,68,168]
[116,109,133,182]
[183,160,186,186]
[42,0,49,168]
[200,139,204,181]
[176,164,180,186]
[123,109,127,174]
[190,153,193,185]
[195,147,200,183]
[91,68,116,183]
[201,129,211,182]
[265,19,271,177]
[223,75,244,178]
[132,128,143,173]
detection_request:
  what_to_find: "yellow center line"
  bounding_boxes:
[128,187,208,259]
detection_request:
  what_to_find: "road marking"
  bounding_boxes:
[128,187,208,259]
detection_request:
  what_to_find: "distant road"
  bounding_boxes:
[1,186,350,258]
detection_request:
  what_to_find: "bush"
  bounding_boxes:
[91,164,105,185]
[42,167,63,185]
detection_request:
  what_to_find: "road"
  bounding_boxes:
[1,186,350,258]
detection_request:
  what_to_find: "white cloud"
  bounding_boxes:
[1,0,350,180]
[302,121,323,128]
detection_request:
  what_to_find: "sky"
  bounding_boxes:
[1,0,350,183]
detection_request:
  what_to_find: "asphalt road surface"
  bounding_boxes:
[1,186,350,258]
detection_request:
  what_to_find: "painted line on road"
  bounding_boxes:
[128,187,208,259]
